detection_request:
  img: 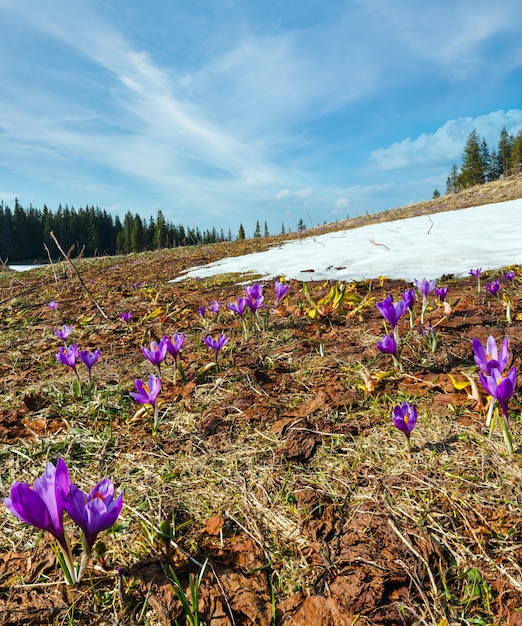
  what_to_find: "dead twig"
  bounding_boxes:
[43,243,58,288]
[49,231,109,320]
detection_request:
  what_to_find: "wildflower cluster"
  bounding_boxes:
[132,333,186,430]
[485,269,516,323]
[376,277,450,370]
[376,294,409,371]
[54,325,101,390]
[473,335,517,454]
[4,458,122,585]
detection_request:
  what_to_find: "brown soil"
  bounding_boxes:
[2,178,522,625]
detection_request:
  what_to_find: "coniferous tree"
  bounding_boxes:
[281,222,286,235]
[458,129,485,188]
[479,138,491,182]
[510,131,522,173]
[253,220,261,238]
[13,199,31,260]
[0,205,14,260]
[263,221,269,237]
[496,127,514,177]
[153,210,166,248]
[238,223,245,240]
[446,164,460,194]
[130,214,144,252]
[487,149,500,181]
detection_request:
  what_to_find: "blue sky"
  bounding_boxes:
[1,1,522,237]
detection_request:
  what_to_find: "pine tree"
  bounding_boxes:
[488,149,500,181]
[479,138,491,182]
[445,164,460,194]
[297,218,307,232]
[281,222,286,235]
[510,131,522,174]
[238,224,245,240]
[153,210,166,248]
[264,221,269,237]
[253,220,261,238]
[496,127,514,177]
[432,188,441,199]
[458,130,485,188]
[130,214,144,252]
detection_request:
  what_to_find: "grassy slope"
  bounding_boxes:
[1,175,522,625]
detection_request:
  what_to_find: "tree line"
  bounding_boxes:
[445,126,522,194]
[0,201,239,263]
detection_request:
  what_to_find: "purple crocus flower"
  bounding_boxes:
[377,333,398,356]
[472,336,510,375]
[392,402,417,436]
[202,333,229,361]
[54,324,74,343]
[164,333,185,360]
[377,333,403,371]
[479,367,517,419]
[245,284,263,300]
[4,458,70,550]
[130,374,162,429]
[141,338,168,375]
[413,278,436,297]
[208,301,220,313]
[245,296,265,313]
[434,287,449,303]
[79,349,101,386]
[376,295,407,329]
[479,366,517,454]
[486,280,501,298]
[469,267,482,292]
[413,278,436,323]
[402,289,415,311]
[274,281,290,305]
[57,343,80,380]
[244,283,265,313]
[504,270,516,282]
[119,311,132,323]
[63,478,123,551]
[199,305,206,318]
[392,402,417,451]
[48,301,59,310]
[130,374,161,406]
[228,297,247,317]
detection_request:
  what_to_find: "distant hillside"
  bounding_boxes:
[311,171,522,238]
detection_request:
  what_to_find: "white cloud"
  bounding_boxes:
[369,109,522,172]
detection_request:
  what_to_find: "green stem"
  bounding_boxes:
[77,534,92,583]
[500,410,514,455]
[54,535,77,585]
[485,398,496,428]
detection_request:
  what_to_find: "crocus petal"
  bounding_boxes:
[4,458,70,545]
[377,334,397,356]
[5,483,56,534]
